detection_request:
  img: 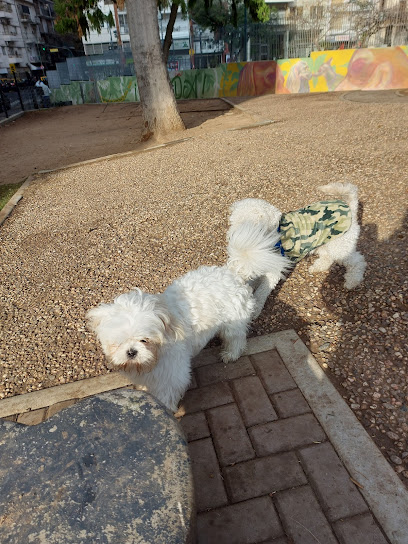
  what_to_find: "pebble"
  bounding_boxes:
[390,455,403,465]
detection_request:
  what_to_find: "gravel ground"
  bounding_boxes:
[0,91,407,483]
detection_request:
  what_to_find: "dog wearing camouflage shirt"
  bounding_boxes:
[227,183,366,319]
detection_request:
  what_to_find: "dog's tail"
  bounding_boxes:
[318,182,359,218]
[226,222,291,281]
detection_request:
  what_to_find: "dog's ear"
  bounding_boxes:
[85,304,111,331]
[154,297,185,342]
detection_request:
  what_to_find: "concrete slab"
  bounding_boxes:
[0,389,195,544]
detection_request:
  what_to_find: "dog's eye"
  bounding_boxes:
[140,339,147,343]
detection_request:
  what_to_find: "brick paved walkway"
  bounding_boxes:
[178,347,390,544]
[1,331,407,543]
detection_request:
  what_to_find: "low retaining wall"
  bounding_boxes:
[51,45,408,105]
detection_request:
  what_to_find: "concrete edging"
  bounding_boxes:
[0,373,131,419]
[0,111,25,126]
[246,329,408,544]
[0,175,35,226]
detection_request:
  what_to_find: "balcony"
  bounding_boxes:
[2,29,18,40]
[39,7,53,18]
[7,53,22,63]
[20,13,34,22]
[0,2,13,19]
[24,35,38,44]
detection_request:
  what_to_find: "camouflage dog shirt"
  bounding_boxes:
[279,199,352,262]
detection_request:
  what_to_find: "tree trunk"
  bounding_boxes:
[126,0,185,141]
[162,2,179,64]
[113,2,123,47]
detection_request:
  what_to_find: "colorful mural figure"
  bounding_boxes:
[237,61,288,96]
[285,61,314,93]
[51,46,408,104]
[335,46,408,91]
[314,58,344,92]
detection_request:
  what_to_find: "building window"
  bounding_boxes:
[310,5,324,18]
[290,6,303,18]
[119,13,128,33]
[20,4,30,14]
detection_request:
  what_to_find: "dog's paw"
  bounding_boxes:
[344,278,362,290]
[220,350,237,364]
[309,260,331,274]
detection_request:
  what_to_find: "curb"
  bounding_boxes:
[0,138,192,228]
[0,373,131,419]
[36,136,193,176]
[0,174,35,226]
[227,119,276,131]
[220,97,261,121]
[0,111,25,126]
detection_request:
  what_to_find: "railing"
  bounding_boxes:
[0,1,12,12]
[216,2,408,61]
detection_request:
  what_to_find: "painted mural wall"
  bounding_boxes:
[51,46,408,105]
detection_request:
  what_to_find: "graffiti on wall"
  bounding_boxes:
[51,46,408,104]
[171,69,217,99]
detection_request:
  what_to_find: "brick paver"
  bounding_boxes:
[179,411,210,442]
[178,348,390,544]
[231,375,278,426]
[207,403,254,466]
[196,496,284,544]
[298,442,368,521]
[275,485,338,544]
[188,438,228,512]
[249,413,326,456]
[195,356,254,387]
[272,388,311,418]
[182,382,233,413]
[333,513,389,544]
[251,350,296,394]
[223,452,307,502]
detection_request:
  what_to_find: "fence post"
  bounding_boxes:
[12,72,24,111]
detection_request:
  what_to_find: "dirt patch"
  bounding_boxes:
[0,99,249,185]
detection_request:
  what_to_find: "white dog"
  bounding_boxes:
[228,182,366,319]
[86,224,290,412]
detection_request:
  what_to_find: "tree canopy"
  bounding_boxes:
[189,0,270,31]
[54,0,115,38]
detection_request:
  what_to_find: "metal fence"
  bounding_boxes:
[0,86,48,121]
[222,1,408,61]
[45,51,136,89]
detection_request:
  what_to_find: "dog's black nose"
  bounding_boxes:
[127,348,138,359]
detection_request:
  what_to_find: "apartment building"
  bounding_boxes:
[82,0,224,70]
[0,0,82,79]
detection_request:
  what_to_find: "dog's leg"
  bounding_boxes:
[341,251,367,289]
[309,246,335,273]
[252,272,281,319]
[219,321,248,363]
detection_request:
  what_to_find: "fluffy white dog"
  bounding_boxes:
[228,182,366,319]
[86,224,290,412]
